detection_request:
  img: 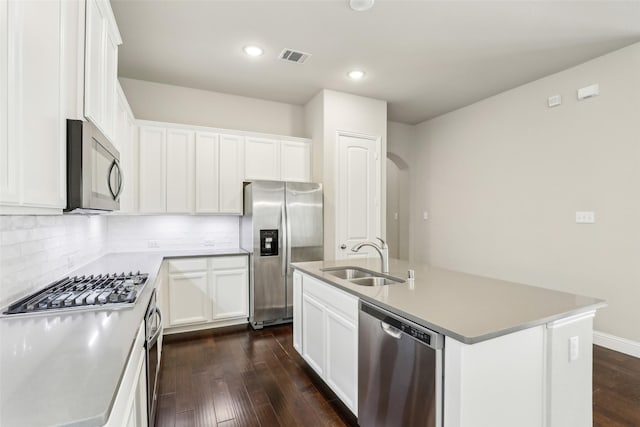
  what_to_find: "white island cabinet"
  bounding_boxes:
[292,260,603,427]
[295,271,359,415]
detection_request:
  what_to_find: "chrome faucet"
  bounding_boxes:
[351,237,389,273]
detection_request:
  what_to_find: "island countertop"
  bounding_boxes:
[292,258,606,344]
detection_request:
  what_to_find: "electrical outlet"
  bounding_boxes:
[569,336,579,362]
[575,211,595,224]
[423,211,429,221]
[147,239,159,248]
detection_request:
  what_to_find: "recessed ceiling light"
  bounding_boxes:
[348,70,366,80]
[243,45,263,57]
[349,0,374,11]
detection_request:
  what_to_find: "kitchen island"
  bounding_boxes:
[292,258,605,427]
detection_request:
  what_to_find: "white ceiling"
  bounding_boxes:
[112,0,640,124]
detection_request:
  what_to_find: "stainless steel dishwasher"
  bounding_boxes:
[359,301,443,427]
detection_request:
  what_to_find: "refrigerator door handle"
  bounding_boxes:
[286,202,292,275]
[281,203,287,277]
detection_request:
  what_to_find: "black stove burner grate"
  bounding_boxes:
[3,272,148,315]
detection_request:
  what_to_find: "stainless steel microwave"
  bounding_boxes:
[65,119,122,213]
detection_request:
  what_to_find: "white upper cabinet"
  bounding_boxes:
[244,136,280,180]
[281,140,311,182]
[0,1,14,206]
[138,126,166,213]
[116,83,138,213]
[0,0,67,214]
[195,132,220,213]
[84,0,122,143]
[165,129,194,213]
[244,136,311,182]
[134,120,310,214]
[219,134,244,214]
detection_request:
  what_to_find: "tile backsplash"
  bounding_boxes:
[106,215,239,252]
[0,214,240,307]
[0,215,107,307]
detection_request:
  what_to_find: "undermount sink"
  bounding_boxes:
[349,276,404,286]
[321,266,405,286]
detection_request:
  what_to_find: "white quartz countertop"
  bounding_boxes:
[0,248,247,427]
[292,258,606,344]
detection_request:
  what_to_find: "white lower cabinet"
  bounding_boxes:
[161,255,249,334]
[297,272,358,415]
[167,270,210,327]
[210,261,248,321]
[105,321,147,427]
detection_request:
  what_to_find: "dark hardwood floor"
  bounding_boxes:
[156,324,357,427]
[155,325,640,427]
[593,344,640,427]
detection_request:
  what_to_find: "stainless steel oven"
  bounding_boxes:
[145,290,163,427]
[65,119,123,212]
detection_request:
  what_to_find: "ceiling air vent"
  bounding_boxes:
[279,48,311,64]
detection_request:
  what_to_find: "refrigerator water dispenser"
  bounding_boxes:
[260,229,279,256]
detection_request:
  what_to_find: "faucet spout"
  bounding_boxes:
[351,237,389,273]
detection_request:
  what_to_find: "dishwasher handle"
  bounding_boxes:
[360,301,443,349]
[381,321,402,339]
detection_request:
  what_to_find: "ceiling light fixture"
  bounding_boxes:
[243,45,263,57]
[349,0,374,12]
[348,70,366,80]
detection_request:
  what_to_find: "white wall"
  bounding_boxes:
[119,77,305,137]
[305,90,388,260]
[0,215,107,307]
[387,121,413,261]
[413,42,640,342]
[106,215,239,252]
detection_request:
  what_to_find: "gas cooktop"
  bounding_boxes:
[3,272,148,315]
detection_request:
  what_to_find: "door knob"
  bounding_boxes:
[340,244,347,250]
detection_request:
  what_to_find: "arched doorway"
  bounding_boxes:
[386,152,409,260]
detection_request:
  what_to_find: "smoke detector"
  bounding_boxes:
[279,49,311,64]
[350,0,374,11]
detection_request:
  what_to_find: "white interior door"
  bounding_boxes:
[336,132,380,260]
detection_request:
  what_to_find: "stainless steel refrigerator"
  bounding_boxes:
[241,181,323,329]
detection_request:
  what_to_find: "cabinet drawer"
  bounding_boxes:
[210,255,247,270]
[168,258,207,273]
[303,275,358,323]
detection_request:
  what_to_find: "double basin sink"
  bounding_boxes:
[320,266,405,287]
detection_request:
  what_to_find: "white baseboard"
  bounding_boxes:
[593,330,640,358]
